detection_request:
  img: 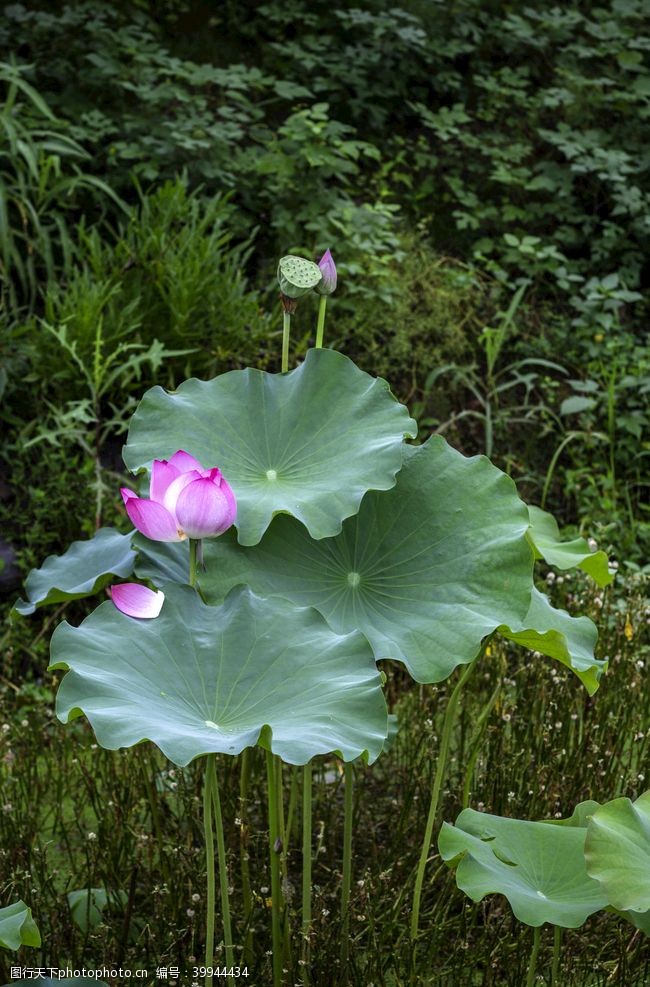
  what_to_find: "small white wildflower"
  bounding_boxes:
[87,832,97,841]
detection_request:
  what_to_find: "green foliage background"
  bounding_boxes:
[1,0,648,566]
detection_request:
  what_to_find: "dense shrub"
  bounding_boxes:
[0,0,648,564]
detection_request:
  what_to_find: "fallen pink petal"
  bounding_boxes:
[108,583,165,619]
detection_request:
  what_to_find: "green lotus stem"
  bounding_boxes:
[551,926,562,985]
[340,761,354,972]
[301,762,312,982]
[239,749,254,965]
[189,538,199,588]
[211,760,234,968]
[286,766,299,850]
[410,656,479,942]
[274,755,292,965]
[282,312,291,373]
[266,749,283,987]
[526,926,541,987]
[315,296,327,349]
[203,755,217,987]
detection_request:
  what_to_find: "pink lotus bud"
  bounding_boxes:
[316,249,337,295]
[121,450,237,543]
[109,583,164,619]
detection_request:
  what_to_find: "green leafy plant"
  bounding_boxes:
[15,256,611,983]
[0,900,40,950]
[0,60,122,315]
[440,791,650,984]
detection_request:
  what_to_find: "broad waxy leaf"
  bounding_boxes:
[123,348,417,546]
[14,529,135,616]
[136,445,603,689]
[439,808,608,927]
[527,506,612,587]
[584,792,650,912]
[191,436,533,683]
[133,534,188,585]
[0,900,40,950]
[498,587,605,694]
[50,585,388,766]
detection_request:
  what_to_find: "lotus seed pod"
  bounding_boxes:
[277,255,323,299]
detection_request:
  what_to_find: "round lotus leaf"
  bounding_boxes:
[439,808,608,928]
[13,529,135,616]
[277,254,322,297]
[585,792,650,912]
[0,900,40,950]
[193,436,533,683]
[50,585,388,766]
[123,349,416,547]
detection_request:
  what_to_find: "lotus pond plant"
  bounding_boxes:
[440,791,650,985]
[13,251,614,984]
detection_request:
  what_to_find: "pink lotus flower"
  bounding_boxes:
[109,583,164,619]
[316,249,337,295]
[121,450,237,542]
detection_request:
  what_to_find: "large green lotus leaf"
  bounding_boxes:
[49,584,387,766]
[498,587,605,694]
[584,792,650,912]
[439,808,608,927]
[13,529,135,616]
[190,436,533,683]
[123,348,417,547]
[0,900,40,949]
[543,798,650,935]
[527,506,612,587]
